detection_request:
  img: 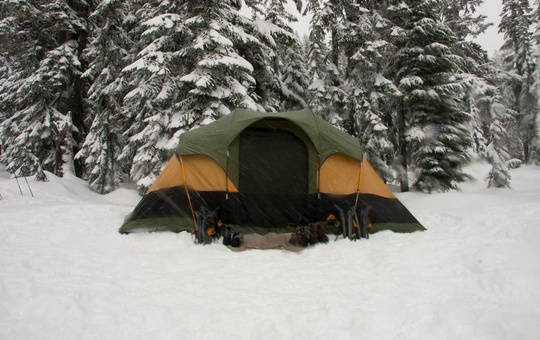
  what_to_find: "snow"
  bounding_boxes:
[193,29,234,50]
[143,14,184,31]
[374,74,391,87]
[1,163,540,339]
[122,53,167,75]
[400,76,423,88]
[198,54,254,73]
[249,18,277,47]
[407,126,425,142]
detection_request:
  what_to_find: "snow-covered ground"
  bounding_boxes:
[1,162,539,340]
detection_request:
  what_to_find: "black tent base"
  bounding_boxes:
[120,186,425,235]
[120,215,425,236]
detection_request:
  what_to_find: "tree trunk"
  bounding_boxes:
[397,105,409,192]
[67,0,91,178]
[70,71,87,178]
[331,27,339,84]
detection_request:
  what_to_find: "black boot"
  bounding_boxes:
[290,226,309,247]
[309,223,319,245]
[223,226,233,246]
[230,232,244,247]
[317,221,329,244]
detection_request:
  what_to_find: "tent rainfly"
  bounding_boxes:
[120,108,425,236]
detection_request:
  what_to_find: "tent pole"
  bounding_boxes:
[316,154,321,222]
[225,150,230,201]
[317,154,321,200]
[353,157,364,209]
[179,155,198,231]
[225,150,230,225]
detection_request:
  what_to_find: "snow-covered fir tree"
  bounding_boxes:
[499,0,539,164]
[119,1,281,190]
[2,0,533,196]
[470,67,514,188]
[304,1,327,87]
[76,0,134,194]
[343,1,400,181]
[177,1,266,119]
[0,0,91,180]
[437,0,518,187]
[264,0,308,110]
[242,0,304,111]
[0,38,9,146]
[278,41,310,110]
[117,0,191,190]
[438,0,490,39]
[239,1,282,111]
[305,0,347,128]
[531,0,540,163]
[305,0,497,190]
[389,0,472,193]
[305,1,329,115]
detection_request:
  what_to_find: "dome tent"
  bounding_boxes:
[120,108,424,237]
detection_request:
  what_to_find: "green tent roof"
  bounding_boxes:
[177,108,362,169]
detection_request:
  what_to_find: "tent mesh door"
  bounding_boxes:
[239,128,308,195]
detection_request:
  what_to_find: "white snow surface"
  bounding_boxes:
[1,163,540,339]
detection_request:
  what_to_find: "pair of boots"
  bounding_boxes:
[223,226,243,247]
[290,222,329,247]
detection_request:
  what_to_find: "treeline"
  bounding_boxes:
[0,0,539,194]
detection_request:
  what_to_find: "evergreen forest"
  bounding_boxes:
[1,0,539,194]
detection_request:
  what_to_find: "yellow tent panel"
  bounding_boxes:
[147,155,238,193]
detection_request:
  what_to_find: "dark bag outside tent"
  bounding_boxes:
[120,108,425,238]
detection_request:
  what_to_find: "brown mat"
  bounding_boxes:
[228,232,305,252]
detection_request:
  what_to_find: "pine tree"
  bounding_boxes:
[0,0,91,180]
[437,0,519,186]
[305,1,329,115]
[120,1,275,190]
[241,0,305,111]
[118,0,190,190]
[0,39,9,152]
[343,1,399,180]
[264,0,308,110]
[305,0,347,128]
[305,1,327,85]
[499,0,539,164]
[438,0,490,39]
[0,60,6,133]
[279,41,310,110]
[470,65,515,188]
[468,60,518,187]
[178,1,268,120]
[76,0,133,194]
[390,0,472,192]
[531,0,540,163]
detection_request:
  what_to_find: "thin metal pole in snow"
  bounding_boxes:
[23,176,34,198]
[14,173,24,196]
